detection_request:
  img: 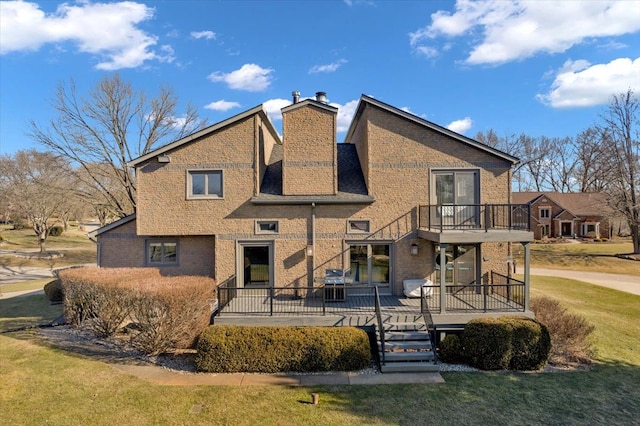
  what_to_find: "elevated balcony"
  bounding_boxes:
[418,204,533,243]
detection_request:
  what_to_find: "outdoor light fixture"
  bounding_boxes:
[157,155,171,163]
[306,244,314,257]
[410,243,419,256]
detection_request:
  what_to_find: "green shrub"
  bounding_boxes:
[195,325,371,373]
[43,279,64,303]
[48,226,64,237]
[461,318,512,370]
[438,334,465,364]
[500,317,551,370]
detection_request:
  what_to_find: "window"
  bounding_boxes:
[581,222,599,236]
[541,224,550,237]
[256,220,279,234]
[188,170,223,198]
[347,220,370,233]
[147,241,177,265]
[540,208,551,219]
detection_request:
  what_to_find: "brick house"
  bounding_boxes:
[90,92,534,333]
[512,192,612,240]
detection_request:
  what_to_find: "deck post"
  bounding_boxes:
[522,241,531,312]
[439,243,448,314]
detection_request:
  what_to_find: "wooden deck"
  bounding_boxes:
[214,288,530,327]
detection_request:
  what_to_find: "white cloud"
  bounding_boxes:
[204,100,241,111]
[309,59,347,74]
[263,98,292,121]
[447,117,473,134]
[330,100,359,133]
[415,46,439,58]
[191,30,216,40]
[0,1,165,70]
[536,57,640,108]
[410,0,640,65]
[208,64,274,92]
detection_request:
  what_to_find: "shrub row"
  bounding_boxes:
[44,279,64,303]
[59,267,216,355]
[531,296,595,364]
[439,316,551,370]
[195,325,371,373]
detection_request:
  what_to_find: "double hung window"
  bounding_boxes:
[188,170,223,198]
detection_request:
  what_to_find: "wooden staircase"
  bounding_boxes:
[377,314,438,373]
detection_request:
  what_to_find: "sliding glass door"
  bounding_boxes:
[433,171,479,227]
[349,243,391,293]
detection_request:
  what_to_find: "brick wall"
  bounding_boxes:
[282,104,337,195]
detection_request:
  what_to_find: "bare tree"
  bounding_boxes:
[574,127,611,192]
[29,74,206,219]
[598,90,640,253]
[0,150,72,253]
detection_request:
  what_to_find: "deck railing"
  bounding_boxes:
[215,274,525,316]
[216,281,379,316]
[418,203,530,232]
[422,276,525,313]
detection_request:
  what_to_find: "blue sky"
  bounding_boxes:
[1,0,639,156]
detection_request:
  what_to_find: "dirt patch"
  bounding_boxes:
[36,326,197,371]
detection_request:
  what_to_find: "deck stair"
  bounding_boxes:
[377,314,438,373]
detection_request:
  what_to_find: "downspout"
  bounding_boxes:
[311,202,316,287]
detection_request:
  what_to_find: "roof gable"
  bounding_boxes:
[128,105,281,167]
[513,192,610,217]
[344,95,519,164]
[88,214,136,238]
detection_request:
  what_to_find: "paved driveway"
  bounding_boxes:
[530,268,640,296]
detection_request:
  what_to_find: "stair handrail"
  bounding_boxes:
[421,284,437,362]
[374,286,386,365]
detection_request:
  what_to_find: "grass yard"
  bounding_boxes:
[1,275,639,425]
[515,240,640,275]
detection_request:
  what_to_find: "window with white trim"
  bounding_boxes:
[540,208,551,219]
[348,220,370,233]
[147,241,178,265]
[256,220,279,234]
[188,170,223,198]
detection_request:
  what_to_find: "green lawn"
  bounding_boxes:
[1,276,639,425]
[514,240,640,275]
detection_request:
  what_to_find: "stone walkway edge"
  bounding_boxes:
[112,364,445,386]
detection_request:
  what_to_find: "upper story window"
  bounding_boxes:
[347,220,370,233]
[188,170,223,199]
[147,240,177,265]
[540,208,551,219]
[432,170,479,206]
[256,220,279,234]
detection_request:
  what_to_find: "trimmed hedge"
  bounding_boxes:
[502,316,551,370]
[462,318,513,370]
[195,325,371,373]
[438,334,465,364]
[445,316,550,370]
[44,279,63,303]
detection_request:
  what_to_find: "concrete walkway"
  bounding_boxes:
[111,364,445,386]
[530,268,640,296]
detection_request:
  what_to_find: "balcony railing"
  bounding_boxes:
[419,204,530,232]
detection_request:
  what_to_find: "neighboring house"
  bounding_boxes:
[512,192,612,240]
[90,92,534,331]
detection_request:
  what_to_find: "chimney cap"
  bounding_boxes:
[292,91,300,103]
[315,91,328,104]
